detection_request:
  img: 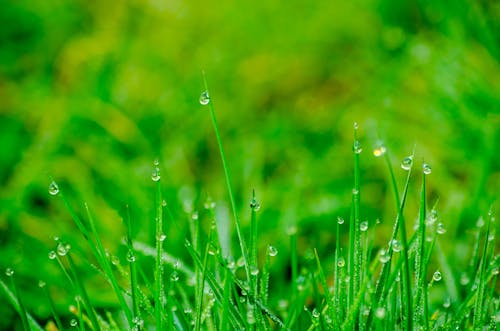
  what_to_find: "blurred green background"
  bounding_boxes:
[0,0,499,329]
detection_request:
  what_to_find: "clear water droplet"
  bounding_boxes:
[360,221,368,232]
[433,270,442,282]
[48,251,57,260]
[353,140,362,154]
[337,256,345,268]
[227,260,235,269]
[70,319,78,327]
[126,250,136,263]
[312,308,320,318]
[170,271,179,282]
[352,188,359,195]
[379,249,390,264]
[151,167,160,182]
[266,245,278,257]
[199,91,210,105]
[375,307,386,319]
[191,211,199,221]
[373,145,386,157]
[391,239,402,252]
[48,181,59,196]
[57,242,69,256]
[250,198,261,211]
[38,280,46,288]
[250,265,259,276]
[5,268,14,277]
[236,256,245,268]
[492,268,499,276]
[460,273,470,285]
[476,217,484,228]
[436,222,446,234]
[401,156,413,170]
[423,163,432,174]
[443,297,451,308]
[204,197,216,210]
[162,200,167,207]
[337,216,345,225]
[157,233,166,242]
[353,122,359,130]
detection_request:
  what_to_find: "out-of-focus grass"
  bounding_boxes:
[0,0,498,329]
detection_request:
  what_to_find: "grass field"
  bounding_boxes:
[0,1,499,330]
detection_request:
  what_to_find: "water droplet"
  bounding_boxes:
[379,249,390,264]
[268,245,278,257]
[373,145,386,157]
[401,156,413,170]
[492,268,499,276]
[460,273,470,285]
[199,91,210,105]
[443,297,451,308]
[337,216,345,225]
[250,198,261,211]
[360,221,368,232]
[207,245,217,256]
[151,167,160,182]
[391,239,402,252]
[423,163,432,174]
[375,307,386,319]
[433,270,442,282]
[204,197,216,210]
[352,188,359,195]
[353,122,359,130]
[48,251,57,260]
[488,233,495,242]
[436,222,446,234]
[312,308,320,318]
[162,200,167,207]
[38,280,46,288]
[337,256,345,268]
[476,217,484,228]
[250,266,259,276]
[126,250,136,263]
[48,181,59,196]
[5,268,14,277]
[353,140,362,154]
[239,296,246,303]
[70,319,78,327]
[227,260,235,269]
[57,242,69,256]
[170,271,179,282]
[236,256,245,268]
[157,233,166,242]
[191,211,199,221]
[286,225,297,236]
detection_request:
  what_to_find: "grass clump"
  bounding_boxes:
[1,86,498,331]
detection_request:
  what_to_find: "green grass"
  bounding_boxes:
[1,86,498,331]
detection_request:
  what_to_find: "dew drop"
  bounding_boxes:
[436,222,446,235]
[151,167,160,182]
[391,239,402,252]
[353,140,362,154]
[38,280,46,288]
[162,200,167,207]
[433,270,442,282]
[443,297,451,308]
[352,188,359,195]
[492,268,499,276]
[460,273,470,285]
[48,181,60,196]
[353,122,359,130]
[476,217,484,228]
[337,216,345,225]
[379,249,390,264]
[268,245,278,257]
[227,260,235,270]
[373,145,386,157]
[250,266,259,276]
[48,251,57,260]
[423,163,432,174]
[5,268,14,277]
[360,221,368,232]
[401,156,413,171]
[199,91,210,105]
[337,256,345,268]
[191,211,199,221]
[204,197,216,210]
[70,319,78,327]
[236,256,245,268]
[312,308,320,318]
[157,233,166,242]
[170,271,179,282]
[57,242,69,256]
[250,198,261,211]
[126,250,136,263]
[375,307,386,319]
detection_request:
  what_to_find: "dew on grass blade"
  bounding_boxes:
[379,249,390,264]
[436,222,446,234]
[337,256,345,268]
[151,166,160,182]
[353,122,359,130]
[353,140,362,154]
[191,211,199,221]
[5,268,14,277]
[170,271,179,282]
[250,265,259,276]
[337,216,345,225]
[375,307,386,319]
[157,233,166,242]
[70,319,77,327]
[352,188,359,195]
[433,270,442,282]
[126,250,136,263]
[48,251,57,260]
[423,163,432,174]
[199,91,210,105]
[57,242,70,256]
[460,273,470,286]
[38,280,46,288]
[360,221,368,232]
[312,308,320,318]
[268,245,278,257]
[401,156,413,170]
[48,181,59,196]
[250,197,261,211]
[373,144,386,157]
[391,239,402,252]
